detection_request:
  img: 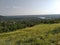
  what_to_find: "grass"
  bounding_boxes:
[0,23,60,45]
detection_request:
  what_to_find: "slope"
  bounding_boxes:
[0,24,60,45]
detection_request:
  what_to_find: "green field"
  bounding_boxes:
[0,24,60,45]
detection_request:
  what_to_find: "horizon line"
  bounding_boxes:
[1,14,60,16]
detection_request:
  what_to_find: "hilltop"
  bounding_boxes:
[0,24,60,45]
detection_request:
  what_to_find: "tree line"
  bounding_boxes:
[0,17,60,33]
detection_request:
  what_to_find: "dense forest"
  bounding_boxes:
[0,15,60,33]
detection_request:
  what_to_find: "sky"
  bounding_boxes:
[0,0,60,16]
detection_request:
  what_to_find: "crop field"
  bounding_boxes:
[0,24,60,45]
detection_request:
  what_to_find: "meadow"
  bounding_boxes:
[0,23,60,45]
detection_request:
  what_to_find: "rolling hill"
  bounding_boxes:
[0,24,60,45]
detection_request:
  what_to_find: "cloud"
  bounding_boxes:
[8,9,53,15]
[0,8,55,15]
[12,6,21,9]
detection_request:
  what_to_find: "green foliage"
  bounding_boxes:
[49,27,60,34]
[0,17,60,45]
[0,24,60,45]
[0,17,60,33]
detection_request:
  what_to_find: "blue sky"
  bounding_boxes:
[0,0,60,16]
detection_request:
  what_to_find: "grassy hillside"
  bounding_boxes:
[0,24,60,45]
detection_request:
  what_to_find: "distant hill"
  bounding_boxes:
[0,15,4,19]
[5,14,60,19]
[0,15,5,20]
[0,15,3,17]
[1,14,60,20]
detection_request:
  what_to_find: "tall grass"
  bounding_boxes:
[0,23,60,45]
